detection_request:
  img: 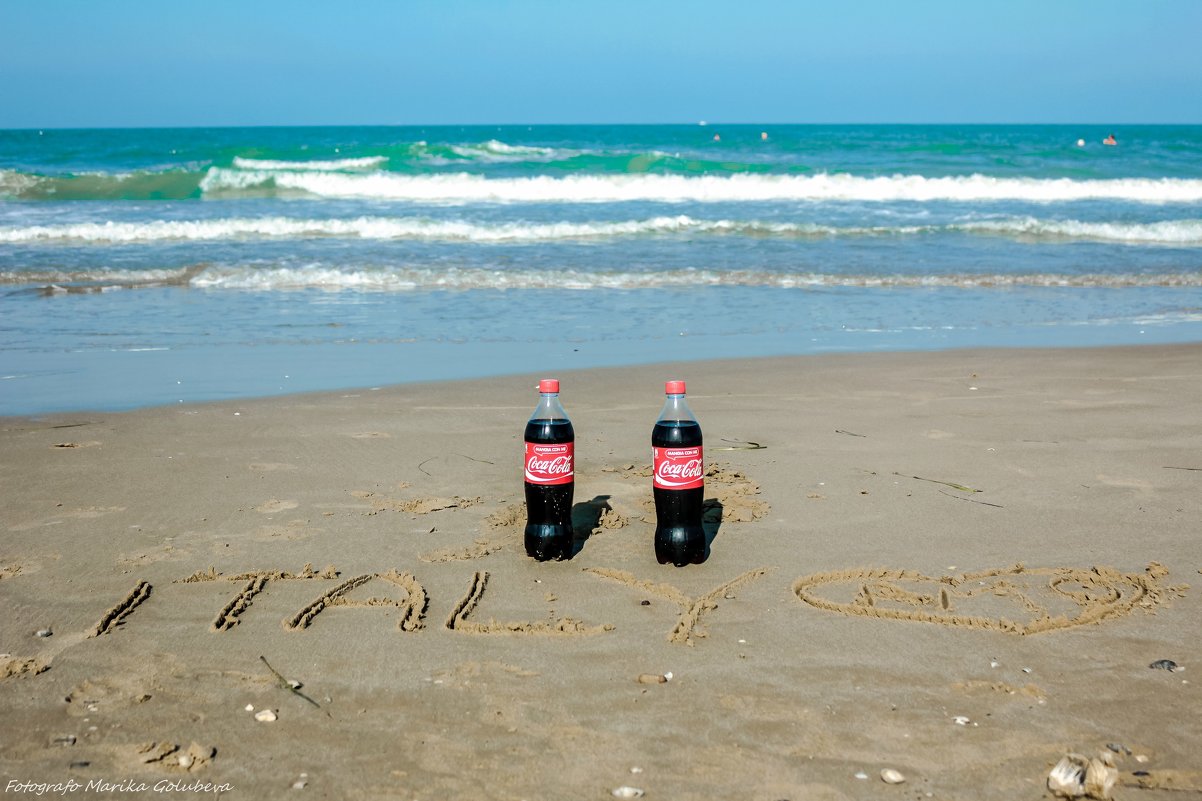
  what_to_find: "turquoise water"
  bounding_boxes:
[2,124,1201,415]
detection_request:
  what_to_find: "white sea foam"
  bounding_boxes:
[4,264,1199,292]
[185,266,1202,292]
[0,169,40,197]
[197,168,1202,204]
[5,214,1202,245]
[0,215,718,244]
[231,156,387,171]
[0,267,196,286]
[447,140,565,162]
[957,217,1202,244]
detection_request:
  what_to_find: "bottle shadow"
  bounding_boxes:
[701,498,724,560]
[569,494,613,558]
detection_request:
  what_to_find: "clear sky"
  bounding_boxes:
[3,0,1200,128]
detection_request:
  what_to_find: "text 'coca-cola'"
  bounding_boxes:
[525,442,574,485]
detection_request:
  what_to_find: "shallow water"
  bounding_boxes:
[2,124,1200,415]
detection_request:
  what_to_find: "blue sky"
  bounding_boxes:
[3,0,1200,127]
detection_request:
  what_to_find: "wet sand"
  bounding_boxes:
[1,344,1200,800]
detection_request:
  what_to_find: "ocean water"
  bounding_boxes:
[2,124,1201,415]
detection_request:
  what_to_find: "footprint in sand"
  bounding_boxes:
[118,546,182,567]
[254,499,299,514]
[1,657,50,680]
[414,505,524,562]
[352,490,480,516]
[421,536,509,563]
[620,463,770,523]
[254,520,313,542]
[132,741,216,773]
[64,506,126,519]
[792,563,1185,635]
[705,465,771,522]
[1094,474,1156,495]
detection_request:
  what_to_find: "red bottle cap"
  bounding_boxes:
[665,380,686,395]
[538,379,560,393]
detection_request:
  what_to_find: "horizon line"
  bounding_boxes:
[4,121,1201,133]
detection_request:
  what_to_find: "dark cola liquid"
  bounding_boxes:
[652,419,706,566]
[524,418,574,561]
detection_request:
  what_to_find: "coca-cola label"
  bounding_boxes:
[653,446,704,490]
[524,442,574,485]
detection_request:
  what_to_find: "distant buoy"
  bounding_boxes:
[1076,139,1085,147]
[761,131,768,141]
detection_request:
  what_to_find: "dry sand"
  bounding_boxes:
[1,345,1200,800]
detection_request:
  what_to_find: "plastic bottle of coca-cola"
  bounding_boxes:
[524,379,575,561]
[652,380,706,566]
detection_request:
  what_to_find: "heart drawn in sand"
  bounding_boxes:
[792,563,1182,635]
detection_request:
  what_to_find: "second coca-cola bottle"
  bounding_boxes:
[524,379,575,561]
[652,380,706,566]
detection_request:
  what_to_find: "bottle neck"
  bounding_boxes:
[532,393,568,421]
[658,393,696,423]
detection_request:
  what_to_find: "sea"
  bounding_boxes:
[2,124,1201,416]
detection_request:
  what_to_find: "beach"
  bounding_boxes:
[2,344,1199,800]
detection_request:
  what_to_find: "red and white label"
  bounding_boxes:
[524,442,574,485]
[653,446,704,490]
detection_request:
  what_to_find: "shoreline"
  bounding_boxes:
[2,342,1200,799]
[7,337,1202,421]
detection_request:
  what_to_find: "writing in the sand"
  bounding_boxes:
[77,562,1177,644]
[84,566,770,646]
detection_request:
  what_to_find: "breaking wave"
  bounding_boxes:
[231,156,388,171]
[5,215,1202,246]
[6,265,1199,292]
[196,169,1202,204]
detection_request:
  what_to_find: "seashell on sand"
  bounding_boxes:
[880,768,906,784]
[254,709,277,722]
[611,787,644,799]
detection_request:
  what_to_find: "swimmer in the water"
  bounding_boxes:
[1103,133,1117,146]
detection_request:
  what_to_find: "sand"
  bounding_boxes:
[1,344,1200,800]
